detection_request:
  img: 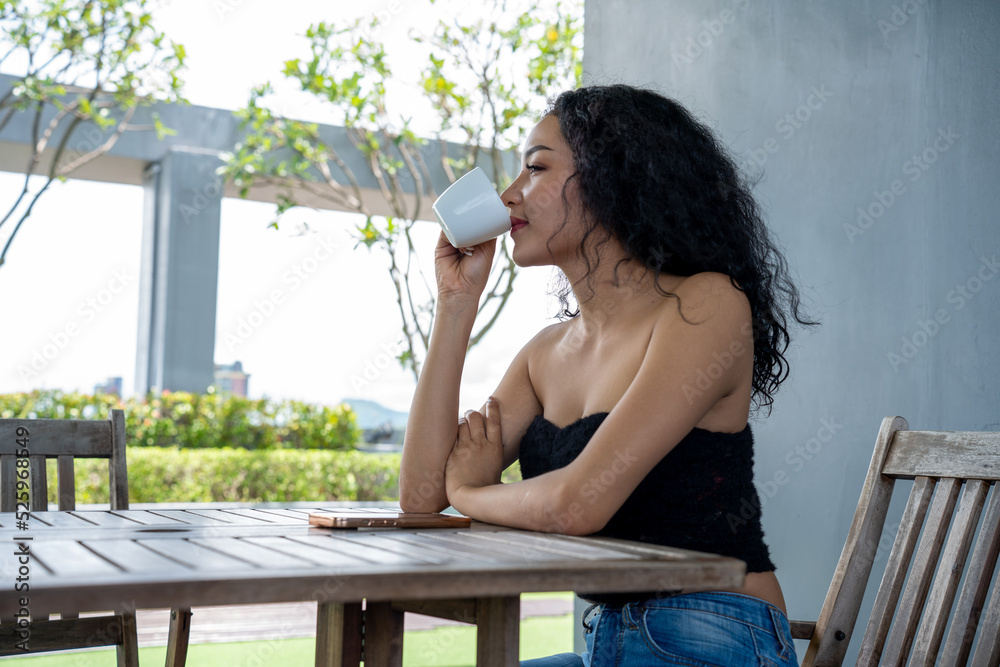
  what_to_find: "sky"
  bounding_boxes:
[0,0,567,413]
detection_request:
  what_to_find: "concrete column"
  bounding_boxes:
[135,147,223,394]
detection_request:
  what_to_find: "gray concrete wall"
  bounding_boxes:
[583,0,999,660]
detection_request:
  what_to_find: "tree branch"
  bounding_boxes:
[56,105,136,175]
[0,102,44,234]
[0,176,57,269]
[470,251,517,348]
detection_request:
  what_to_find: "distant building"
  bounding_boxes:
[94,376,122,396]
[214,361,249,397]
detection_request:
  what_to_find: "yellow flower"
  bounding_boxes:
[546,28,558,41]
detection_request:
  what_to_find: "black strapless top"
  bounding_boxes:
[519,412,775,603]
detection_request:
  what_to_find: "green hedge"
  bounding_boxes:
[58,450,520,505]
[9,390,524,505]
[59,448,401,504]
[1,389,360,450]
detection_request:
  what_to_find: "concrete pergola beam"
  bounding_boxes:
[0,74,495,219]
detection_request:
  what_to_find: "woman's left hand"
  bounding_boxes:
[446,397,504,502]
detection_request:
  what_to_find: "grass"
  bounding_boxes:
[1,596,576,666]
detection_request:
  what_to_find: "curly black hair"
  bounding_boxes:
[545,84,815,412]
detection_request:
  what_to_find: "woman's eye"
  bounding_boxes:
[525,164,542,173]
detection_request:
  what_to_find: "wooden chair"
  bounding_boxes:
[0,408,139,665]
[793,416,1000,666]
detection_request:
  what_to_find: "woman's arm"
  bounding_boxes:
[445,273,754,534]
[400,299,478,512]
[401,303,547,511]
[400,234,495,513]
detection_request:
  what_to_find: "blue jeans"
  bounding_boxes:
[521,592,797,666]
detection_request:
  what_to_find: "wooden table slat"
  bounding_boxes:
[240,536,374,567]
[265,507,315,516]
[188,537,321,569]
[316,531,463,564]
[181,508,294,525]
[138,537,267,571]
[24,512,99,528]
[70,511,145,526]
[108,510,191,525]
[83,539,194,573]
[0,523,327,542]
[143,509,248,525]
[28,540,122,577]
[467,531,644,561]
[287,534,448,566]
[217,508,304,524]
[553,533,708,560]
[250,507,320,520]
[379,531,550,563]
[412,532,596,561]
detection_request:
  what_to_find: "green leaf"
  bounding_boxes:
[152,113,176,140]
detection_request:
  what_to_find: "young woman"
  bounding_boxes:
[401,84,810,665]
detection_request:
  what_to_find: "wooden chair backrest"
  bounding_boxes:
[0,408,129,511]
[802,416,1000,666]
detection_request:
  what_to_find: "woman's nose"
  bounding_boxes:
[500,175,522,207]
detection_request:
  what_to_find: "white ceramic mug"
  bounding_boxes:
[432,167,511,248]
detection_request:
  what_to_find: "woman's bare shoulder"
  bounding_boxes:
[521,319,576,353]
[664,271,751,324]
[492,319,571,394]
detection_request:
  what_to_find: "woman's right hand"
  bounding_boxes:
[434,231,497,305]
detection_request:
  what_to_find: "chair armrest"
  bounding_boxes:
[789,620,815,640]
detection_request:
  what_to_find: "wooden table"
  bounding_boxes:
[0,508,745,666]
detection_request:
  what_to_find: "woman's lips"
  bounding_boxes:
[510,216,528,233]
